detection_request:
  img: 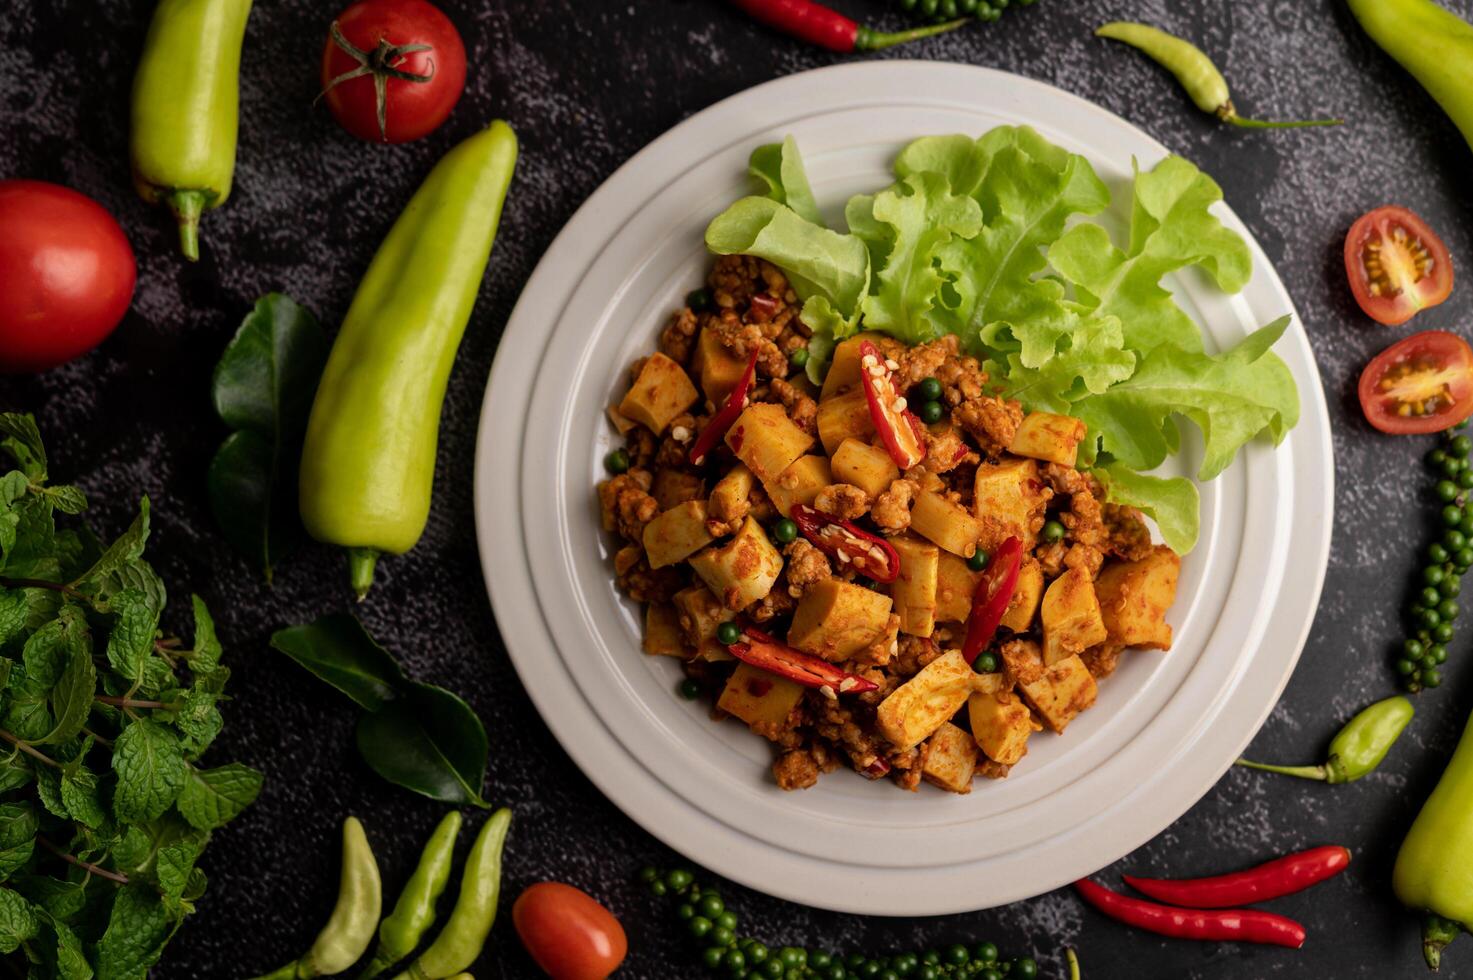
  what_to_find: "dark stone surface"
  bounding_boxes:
[4,0,1473,976]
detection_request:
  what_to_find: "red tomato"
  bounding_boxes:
[320,0,466,143]
[513,882,628,980]
[0,180,136,373]
[1358,331,1473,434]
[1344,206,1454,326]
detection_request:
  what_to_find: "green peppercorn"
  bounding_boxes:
[893,952,918,974]
[716,622,742,646]
[712,926,735,947]
[1445,457,1466,477]
[1427,565,1448,587]
[1460,471,1473,490]
[1438,480,1461,502]
[1436,622,1456,642]
[699,894,726,918]
[921,952,940,966]
[1458,548,1473,569]
[916,377,943,402]
[976,651,1000,673]
[639,866,659,883]
[939,0,958,17]
[1396,657,1417,675]
[918,969,940,980]
[604,448,631,474]
[679,679,703,700]
[703,946,726,969]
[1432,448,1450,467]
[980,972,1003,980]
[811,952,834,969]
[1422,587,1442,608]
[723,948,747,974]
[773,518,799,545]
[667,868,693,891]
[1446,530,1468,552]
[1432,645,1449,664]
[762,959,784,979]
[689,915,713,938]
[716,911,738,931]
[1444,505,1464,527]
[650,879,668,897]
[747,942,769,964]
[1423,668,1444,688]
[1431,543,1451,563]
[687,287,713,311]
[780,948,806,968]
[967,548,990,572]
[1441,599,1461,620]
[918,400,944,425]
[973,943,998,964]
[944,945,970,966]
[1042,520,1066,543]
[1012,959,1038,980]
[1421,608,1443,630]
[1461,513,1473,537]
[1406,638,1427,658]
[790,347,810,369]
[1453,435,1472,457]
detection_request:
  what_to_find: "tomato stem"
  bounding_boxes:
[322,20,435,143]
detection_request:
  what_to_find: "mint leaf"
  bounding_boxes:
[177,763,264,831]
[0,756,31,794]
[41,912,93,980]
[111,720,186,824]
[0,802,37,880]
[71,499,150,592]
[105,589,160,688]
[60,761,107,831]
[39,608,95,746]
[43,485,87,516]
[269,614,407,711]
[0,589,30,649]
[155,827,208,900]
[208,293,329,581]
[748,136,824,226]
[95,884,171,980]
[0,885,37,953]
[1048,155,1251,354]
[14,876,89,923]
[172,686,223,757]
[355,682,491,808]
[0,414,47,482]
[186,595,222,675]
[32,764,67,818]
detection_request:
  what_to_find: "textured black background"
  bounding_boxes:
[4,0,1473,976]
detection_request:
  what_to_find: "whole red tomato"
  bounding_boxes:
[513,882,628,980]
[320,0,466,143]
[0,180,136,373]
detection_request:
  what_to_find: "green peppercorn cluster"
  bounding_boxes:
[896,0,1039,26]
[915,377,945,426]
[1398,426,1473,693]
[640,867,1039,980]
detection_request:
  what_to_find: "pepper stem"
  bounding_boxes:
[348,548,380,602]
[855,17,969,51]
[1424,914,1462,971]
[165,190,208,262]
[246,962,300,980]
[1066,948,1081,980]
[1234,758,1329,781]
[1218,101,1342,129]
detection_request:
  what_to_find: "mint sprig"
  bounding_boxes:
[0,413,263,978]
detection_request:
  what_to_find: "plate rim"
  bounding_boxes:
[474,60,1335,914]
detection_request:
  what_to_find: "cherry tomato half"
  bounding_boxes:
[320,0,466,144]
[513,882,627,980]
[1344,206,1454,326]
[1358,331,1473,434]
[0,180,136,373]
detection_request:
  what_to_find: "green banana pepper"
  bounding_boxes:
[130,0,252,261]
[1395,707,1473,970]
[360,812,463,979]
[1346,0,1473,157]
[1237,695,1414,783]
[299,120,518,598]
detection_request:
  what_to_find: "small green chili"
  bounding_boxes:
[1237,695,1414,783]
[360,812,464,979]
[254,817,383,980]
[392,808,512,980]
[1096,22,1342,130]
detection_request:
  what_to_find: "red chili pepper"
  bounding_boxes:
[1074,879,1306,948]
[961,536,1022,664]
[727,625,878,696]
[1123,846,1351,909]
[690,347,759,466]
[726,0,968,53]
[790,504,900,583]
[857,341,927,469]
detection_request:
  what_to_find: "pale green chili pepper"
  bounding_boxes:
[360,812,464,979]
[130,0,252,260]
[1237,695,1414,783]
[255,817,383,979]
[1096,22,1342,130]
[392,809,512,980]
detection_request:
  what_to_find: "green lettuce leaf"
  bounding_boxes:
[1094,463,1201,555]
[1048,155,1251,353]
[998,309,1137,413]
[1071,317,1300,481]
[748,136,824,227]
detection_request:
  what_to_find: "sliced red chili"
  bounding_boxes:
[790,504,901,584]
[690,347,759,466]
[1074,879,1306,948]
[858,340,926,470]
[726,625,878,696]
[1123,846,1351,909]
[961,536,1022,664]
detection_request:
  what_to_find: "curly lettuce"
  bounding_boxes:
[703,129,1301,552]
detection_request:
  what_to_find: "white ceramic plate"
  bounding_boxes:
[474,62,1333,915]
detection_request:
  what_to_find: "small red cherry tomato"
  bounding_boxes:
[513,882,628,980]
[1344,206,1454,326]
[320,0,467,143]
[1358,330,1473,434]
[0,180,136,373]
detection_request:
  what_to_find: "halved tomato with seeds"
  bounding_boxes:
[1358,331,1473,434]
[1344,206,1453,326]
